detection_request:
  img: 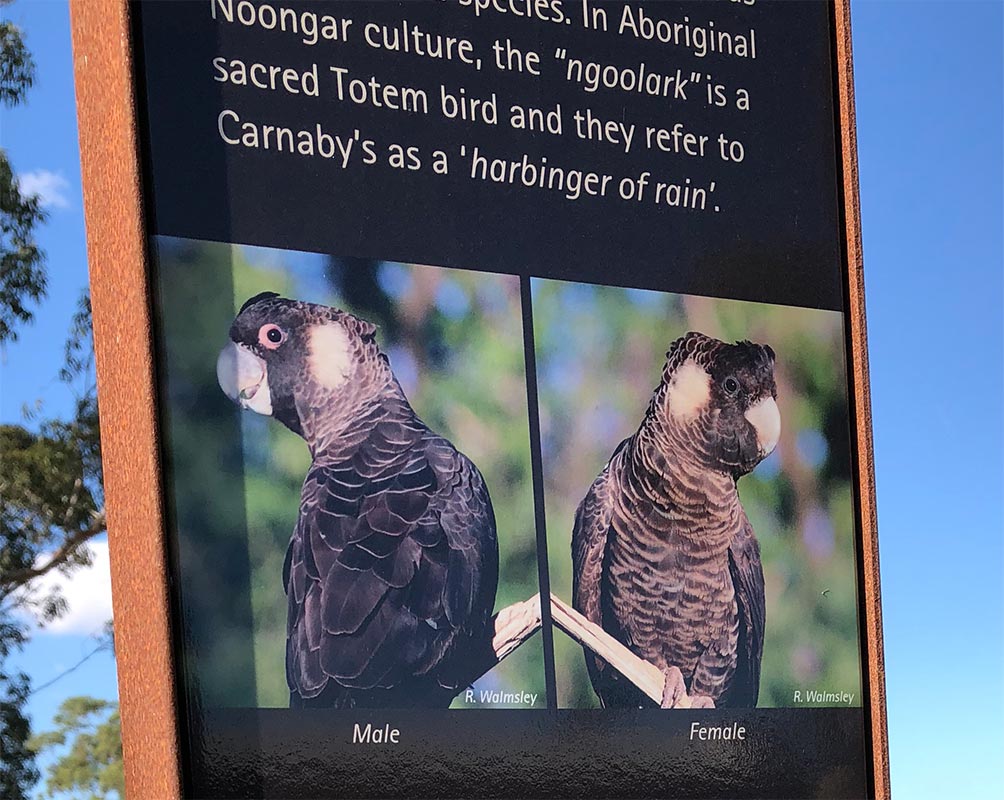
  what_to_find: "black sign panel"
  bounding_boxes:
[131,1,874,796]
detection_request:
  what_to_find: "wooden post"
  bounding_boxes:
[69,2,182,797]
[833,1,891,795]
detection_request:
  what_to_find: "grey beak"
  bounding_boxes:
[216,341,273,415]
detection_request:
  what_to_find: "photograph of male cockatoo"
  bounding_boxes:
[217,293,500,708]
[531,278,864,709]
[150,237,544,709]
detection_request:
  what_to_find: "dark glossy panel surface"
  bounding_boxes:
[125,1,878,796]
[195,708,868,798]
[135,0,844,310]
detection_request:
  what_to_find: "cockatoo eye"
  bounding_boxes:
[724,376,740,394]
[258,324,285,349]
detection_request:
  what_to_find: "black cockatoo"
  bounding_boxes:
[216,293,499,708]
[571,332,778,709]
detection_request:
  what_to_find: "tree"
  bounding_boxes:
[0,620,37,800]
[0,11,106,614]
[1,6,116,798]
[1,11,47,343]
[0,296,104,618]
[28,696,123,800]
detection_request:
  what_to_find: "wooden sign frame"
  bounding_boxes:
[69,0,889,797]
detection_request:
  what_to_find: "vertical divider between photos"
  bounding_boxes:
[833,0,890,796]
[69,1,182,797]
[519,277,559,710]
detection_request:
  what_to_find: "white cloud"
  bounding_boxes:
[29,540,114,636]
[17,169,72,210]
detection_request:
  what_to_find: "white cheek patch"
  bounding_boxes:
[745,396,781,455]
[667,360,711,421]
[308,322,354,390]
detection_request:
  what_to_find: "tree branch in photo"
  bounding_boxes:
[549,593,696,708]
[452,593,695,710]
[457,594,542,691]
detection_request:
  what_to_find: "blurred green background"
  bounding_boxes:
[153,236,544,709]
[531,279,865,709]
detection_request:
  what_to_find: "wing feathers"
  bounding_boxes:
[720,514,766,707]
[287,422,497,703]
[322,561,389,635]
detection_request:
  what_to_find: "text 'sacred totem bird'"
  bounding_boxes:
[217,293,498,708]
[572,332,779,709]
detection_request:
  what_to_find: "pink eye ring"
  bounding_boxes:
[258,324,285,349]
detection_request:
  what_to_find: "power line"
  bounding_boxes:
[28,642,110,696]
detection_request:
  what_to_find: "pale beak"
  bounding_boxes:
[216,341,273,416]
[745,396,780,456]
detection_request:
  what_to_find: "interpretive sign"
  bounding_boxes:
[71,0,888,797]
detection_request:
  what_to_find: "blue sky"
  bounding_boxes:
[3,1,1002,798]
[854,2,1003,797]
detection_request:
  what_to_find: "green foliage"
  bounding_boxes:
[0,16,109,799]
[0,17,46,343]
[532,281,864,708]
[0,6,91,616]
[151,239,262,706]
[60,294,95,382]
[0,620,37,800]
[0,152,46,342]
[29,696,123,799]
[0,16,35,107]
[0,305,105,794]
[0,363,103,621]
[1,336,115,795]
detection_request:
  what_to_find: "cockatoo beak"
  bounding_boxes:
[216,341,273,416]
[745,396,780,456]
